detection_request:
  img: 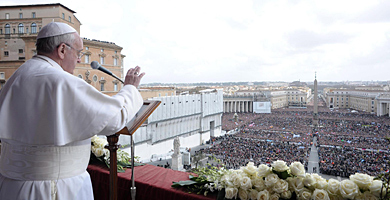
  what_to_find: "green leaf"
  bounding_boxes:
[171,180,198,187]
[272,169,291,180]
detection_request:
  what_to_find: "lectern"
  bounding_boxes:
[105,100,161,200]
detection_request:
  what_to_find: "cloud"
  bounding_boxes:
[286,30,352,49]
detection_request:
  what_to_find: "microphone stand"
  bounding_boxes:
[111,74,124,84]
[130,134,136,200]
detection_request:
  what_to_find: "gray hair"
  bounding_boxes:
[36,33,77,54]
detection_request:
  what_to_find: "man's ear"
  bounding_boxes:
[57,43,66,59]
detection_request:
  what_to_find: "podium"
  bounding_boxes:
[105,100,160,200]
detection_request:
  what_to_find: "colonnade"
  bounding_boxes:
[223,100,253,113]
[377,101,390,117]
[376,94,390,117]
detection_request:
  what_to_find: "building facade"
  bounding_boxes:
[324,88,390,116]
[223,88,309,113]
[119,89,224,162]
[0,3,124,94]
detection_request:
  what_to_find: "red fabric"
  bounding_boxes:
[87,163,216,200]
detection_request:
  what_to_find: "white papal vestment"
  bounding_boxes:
[0,55,143,200]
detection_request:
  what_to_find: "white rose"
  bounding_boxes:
[316,179,328,190]
[312,189,330,200]
[369,180,383,197]
[257,189,270,200]
[340,179,359,199]
[225,187,238,199]
[92,146,105,157]
[350,173,374,190]
[249,189,258,200]
[298,188,312,200]
[289,162,305,177]
[281,190,292,199]
[303,173,317,189]
[327,179,340,196]
[272,160,289,172]
[269,193,280,200]
[241,176,252,190]
[287,177,305,193]
[231,172,243,187]
[257,164,271,177]
[265,173,279,187]
[252,177,266,191]
[273,179,288,194]
[238,188,249,200]
[312,173,327,189]
[243,162,258,176]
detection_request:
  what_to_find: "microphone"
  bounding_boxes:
[90,61,124,84]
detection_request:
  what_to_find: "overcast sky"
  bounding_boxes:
[2,0,390,83]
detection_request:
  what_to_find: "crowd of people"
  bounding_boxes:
[199,107,389,177]
[318,146,389,177]
[199,134,310,170]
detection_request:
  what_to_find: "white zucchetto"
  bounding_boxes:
[37,22,77,39]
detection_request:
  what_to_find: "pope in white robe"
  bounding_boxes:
[0,22,144,200]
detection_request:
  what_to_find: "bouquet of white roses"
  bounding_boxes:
[173,159,388,200]
[90,135,141,172]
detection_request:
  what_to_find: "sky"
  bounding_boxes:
[2,0,390,83]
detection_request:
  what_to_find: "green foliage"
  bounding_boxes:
[272,168,292,180]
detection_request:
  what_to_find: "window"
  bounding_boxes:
[93,75,98,82]
[84,54,90,63]
[101,49,104,52]
[114,58,117,66]
[32,12,36,18]
[114,83,118,91]
[19,13,23,19]
[19,49,23,54]
[18,23,24,34]
[115,50,117,54]
[78,74,83,79]
[86,46,89,50]
[5,13,9,19]
[0,72,4,79]
[26,27,28,33]
[100,56,104,64]
[4,51,9,57]
[31,23,37,33]
[5,24,10,34]
[62,13,65,19]
[69,16,71,22]
[100,83,105,91]
[0,29,2,34]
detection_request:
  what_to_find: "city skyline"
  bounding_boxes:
[1,0,390,83]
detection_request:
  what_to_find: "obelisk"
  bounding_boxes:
[313,72,319,129]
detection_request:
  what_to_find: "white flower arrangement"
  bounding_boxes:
[90,135,140,172]
[172,159,388,200]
